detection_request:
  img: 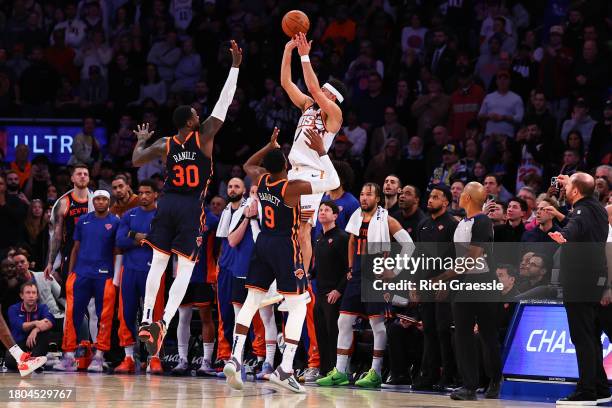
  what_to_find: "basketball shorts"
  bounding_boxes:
[288,167,325,226]
[181,282,214,307]
[231,276,248,305]
[144,192,204,261]
[339,279,387,318]
[246,234,307,295]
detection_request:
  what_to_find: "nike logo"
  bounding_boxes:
[83,221,90,224]
[130,214,136,217]
[288,376,299,389]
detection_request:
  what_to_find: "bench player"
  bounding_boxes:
[223,128,340,393]
[132,40,242,356]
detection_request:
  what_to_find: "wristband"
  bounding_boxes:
[300,55,310,63]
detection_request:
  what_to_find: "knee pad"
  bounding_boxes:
[369,317,387,350]
[337,314,356,349]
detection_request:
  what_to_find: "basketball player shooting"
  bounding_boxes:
[223,127,340,393]
[131,40,242,356]
[280,32,347,283]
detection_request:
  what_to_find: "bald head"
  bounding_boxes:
[461,181,487,211]
[567,172,595,204]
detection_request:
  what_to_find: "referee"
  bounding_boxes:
[312,201,349,375]
[548,173,611,405]
[433,182,501,401]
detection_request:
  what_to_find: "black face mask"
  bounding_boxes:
[227,194,242,203]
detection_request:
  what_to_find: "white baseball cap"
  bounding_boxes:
[92,190,110,199]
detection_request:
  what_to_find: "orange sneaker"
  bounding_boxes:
[114,356,136,374]
[147,356,163,375]
[18,353,47,377]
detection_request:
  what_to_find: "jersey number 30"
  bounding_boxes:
[172,165,200,187]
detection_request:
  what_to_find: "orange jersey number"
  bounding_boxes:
[172,165,200,187]
[264,206,275,229]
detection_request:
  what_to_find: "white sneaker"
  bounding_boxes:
[301,367,321,383]
[52,355,77,372]
[223,357,244,390]
[87,356,104,373]
[171,358,190,376]
[17,354,47,376]
[197,359,216,376]
[270,367,305,393]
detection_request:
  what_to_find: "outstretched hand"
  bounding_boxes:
[229,40,242,67]
[294,32,312,57]
[133,123,154,142]
[285,39,297,51]
[303,127,325,156]
[268,127,280,149]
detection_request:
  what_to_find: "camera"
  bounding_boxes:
[551,177,558,189]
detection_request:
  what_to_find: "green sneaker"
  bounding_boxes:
[315,368,349,386]
[355,369,382,388]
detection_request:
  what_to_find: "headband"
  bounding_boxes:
[322,83,344,103]
[92,190,110,199]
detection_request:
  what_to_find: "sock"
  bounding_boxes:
[163,257,195,324]
[142,250,171,323]
[9,345,23,361]
[231,334,247,365]
[371,356,383,375]
[203,342,214,364]
[124,347,134,358]
[65,351,75,359]
[336,354,349,373]
[95,350,103,359]
[265,342,276,366]
[177,307,192,361]
[280,342,297,373]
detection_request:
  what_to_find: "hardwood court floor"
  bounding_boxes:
[0,372,557,407]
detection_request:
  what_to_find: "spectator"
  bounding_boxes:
[364,138,401,188]
[252,86,300,137]
[411,77,451,139]
[425,125,449,176]
[521,197,561,242]
[559,149,586,176]
[0,174,29,251]
[515,122,545,192]
[448,55,485,142]
[429,144,461,187]
[342,110,367,159]
[494,197,527,242]
[484,174,512,202]
[345,40,384,98]
[401,14,428,57]
[24,155,52,202]
[573,40,609,113]
[496,264,520,301]
[147,30,181,83]
[19,46,60,114]
[136,64,167,106]
[45,29,78,84]
[79,65,108,111]
[10,144,31,189]
[509,43,537,102]
[51,3,86,49]
[20,11,47,53]
[515,253,549,293]
[517,186,537,223]
[424,28,455,89]
[478,70,524,137]
[110,175,139,217]
[108,53,140,110]
[560,98,597,149]
[19,200,48,269]
[74,30,112,80]
[5,282,54,371]
[595,178,610,205]
[68,116,101,166]
[370,106,409,157]
[353,72,392,132]
[393,185,425,239]
[55,76,80,114]
[171,37,201,93]
[475,34,503,90]
[321,5,356,51]
[523,90,559,157]
[110,6,132,43]
[399,136,428,194]
[393,79,414,128]
[457,138,480,182]
[485,199,506,226]
[449,180,466,218]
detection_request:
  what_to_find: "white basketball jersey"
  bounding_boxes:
[288,105,337,171]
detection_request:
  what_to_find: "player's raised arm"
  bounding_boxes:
[198,40,242,158]
[294,32,343,133]
[280,39,313,111]
[43,197,66,280]
[243,127,281,182]
[284,128,340,206]
[132,123,167,167]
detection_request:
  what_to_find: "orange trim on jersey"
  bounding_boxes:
[266,177,287,187]
[339,311,367,317]
[172,248,195,262]
[70,191,89,204]
[62,273,78,352]
[173,131,194,146]
[195,131,201,149]
[281,180,288,199]
[166,137,171,155]
[96,279,116,352]
[244,284,268,293]
[231,301,244,306]
[181,301,212,307]
[141,239,171,256]
[256,173,269,188]
[278,289,302,295]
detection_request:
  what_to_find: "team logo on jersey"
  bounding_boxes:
[438,224,444,230]
[294,268,305,280]
[328,238,333,244]
[338,206,343,212]
[201,225,209,233]
[196,236,203,247]
[105,224,113,230]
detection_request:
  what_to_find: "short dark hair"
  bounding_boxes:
[139,179,159,192]
[70,164,89,175]
[172,105,194,129]
[327,77,347,105]
[362,182,382,200]
[497,264,518,279]
[485,174,501,186]
[494,199,507,212]
[262,149,286,173]
[20,282,37,294]
[319,200,339,214]
[509,196,528,212]
[405,184,421,200]
[113,174,128,184]
[386,174,403,187]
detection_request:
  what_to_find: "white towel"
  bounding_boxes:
[216,200,242,238]
[217,198,262,242]
[345,206,391,253]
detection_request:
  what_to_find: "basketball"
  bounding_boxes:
[281,10,310,38]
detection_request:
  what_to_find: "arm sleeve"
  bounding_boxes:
[391,229,416,277]
[211,67,239,121]
[309,155,341,194]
